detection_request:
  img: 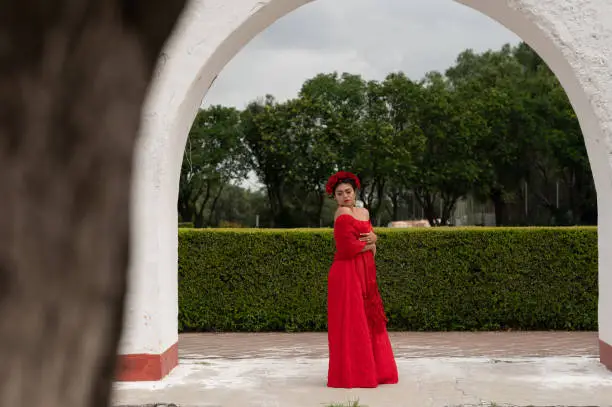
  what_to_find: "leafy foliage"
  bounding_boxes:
[179,106,248,227]
[178,227,597,332]
[180,42,596,228]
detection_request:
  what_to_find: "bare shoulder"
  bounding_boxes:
[358,207,370,220]
[334,206,352,220]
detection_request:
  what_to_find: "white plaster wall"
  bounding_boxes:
[120,0,612,356]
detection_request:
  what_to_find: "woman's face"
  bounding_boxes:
[334,182,356,207]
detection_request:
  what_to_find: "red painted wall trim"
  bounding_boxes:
[115,342,179,381]
[600,339,612,371]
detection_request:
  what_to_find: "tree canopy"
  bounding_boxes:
[178,42,595,228]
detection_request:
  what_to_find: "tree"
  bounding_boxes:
[282,96,338,225]
[299,72,410,223]
[405,72,484,226]
[241,96,303,227]
[380,72,426,221]
[206,185,271,227]
[179,106,248,227]
[190,42,593,229]
[298,73,371,219]
[446,44,537,225]
[518,44,596,224]
[0,1,187,406]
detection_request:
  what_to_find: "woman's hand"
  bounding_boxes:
[361,243,376,255]
[360,231,377,245]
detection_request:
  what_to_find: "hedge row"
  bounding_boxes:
[178,227,598,332]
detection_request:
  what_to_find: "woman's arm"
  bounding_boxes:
[334,216,367,259]
[357,208,377,244]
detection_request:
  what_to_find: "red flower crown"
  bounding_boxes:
[325,171,361,196]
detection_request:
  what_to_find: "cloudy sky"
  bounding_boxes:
[203,0,521,109]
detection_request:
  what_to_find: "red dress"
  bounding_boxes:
[327,214,399,388]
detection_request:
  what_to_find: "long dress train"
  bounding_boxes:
[327,214,399,388]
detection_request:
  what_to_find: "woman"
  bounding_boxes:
[326,171,399,388]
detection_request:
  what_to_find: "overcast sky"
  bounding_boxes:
[203,0,521,109]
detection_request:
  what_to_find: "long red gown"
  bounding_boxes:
[327,214,399,388]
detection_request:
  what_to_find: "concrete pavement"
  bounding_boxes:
[112,332,612,407]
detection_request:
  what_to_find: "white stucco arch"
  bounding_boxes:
[117,0,612,381]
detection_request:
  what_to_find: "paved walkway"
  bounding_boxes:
[113,332,612,407]
[179,331,599,359]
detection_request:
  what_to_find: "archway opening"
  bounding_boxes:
[175,0,600,393]
[115,0,612,396]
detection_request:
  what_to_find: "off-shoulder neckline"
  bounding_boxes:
[334,213,370,223]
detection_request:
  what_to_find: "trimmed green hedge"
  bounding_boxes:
[178,227,597,332]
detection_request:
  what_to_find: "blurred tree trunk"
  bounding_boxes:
[0,1,187,406]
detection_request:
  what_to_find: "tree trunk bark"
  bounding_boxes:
[207,183,225,227]
[391,191,400,221]
[369,179,386,223]
[491,189,506,226]
[178,199,194,223]
[270,185,290,228]
[194,181,212,228]
[423,205,437,226]
[441,197,457,226]
[316,192,325,226]
[419,196,437,226]
[0,1,186,406]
